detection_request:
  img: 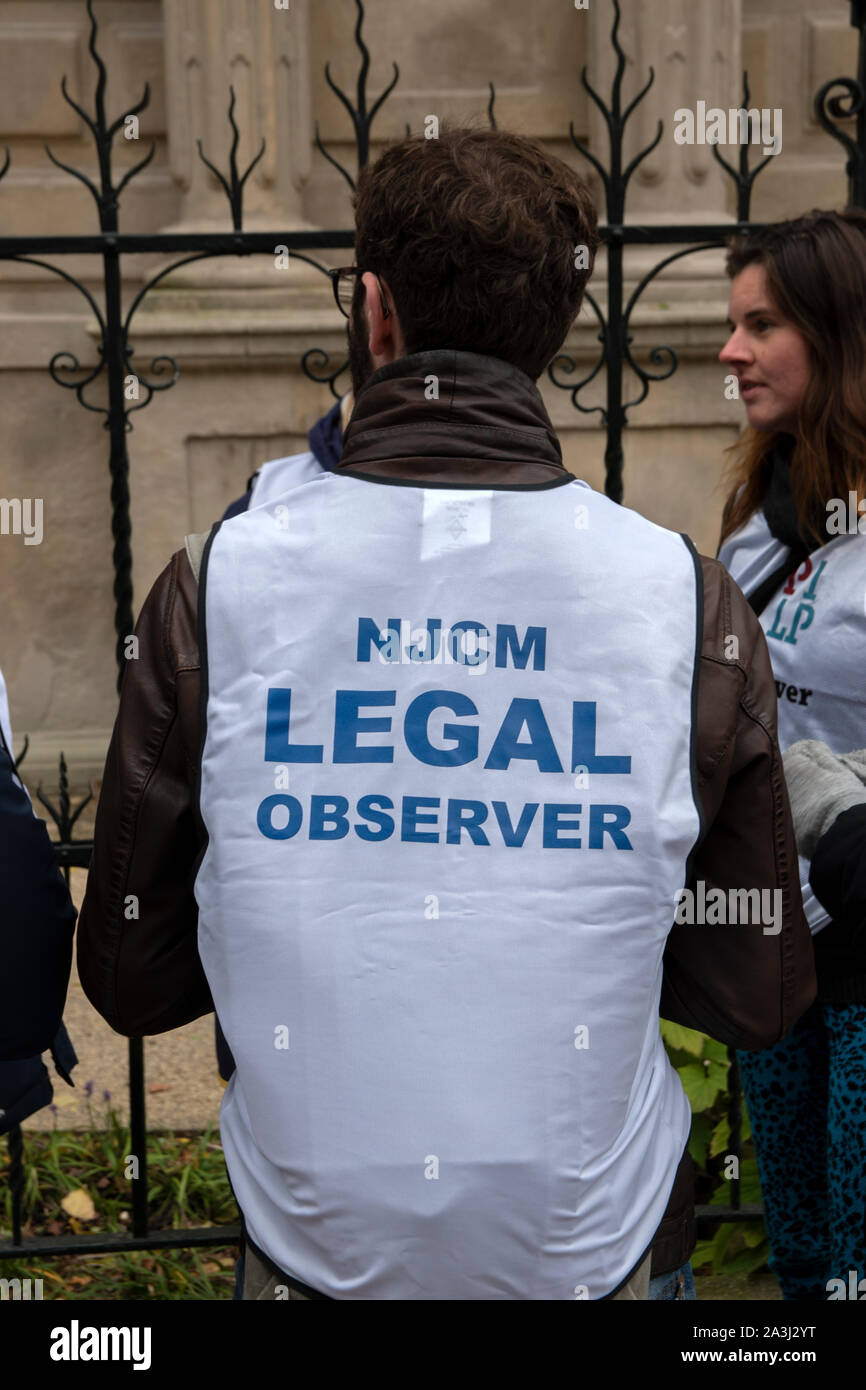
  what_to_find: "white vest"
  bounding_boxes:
[719,510,866,934]
[249,451,325,508]
[0,665,25,796]
[195,471,701,1300]
[0,665,12,758]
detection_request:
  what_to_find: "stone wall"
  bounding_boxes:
[0,0,858,788]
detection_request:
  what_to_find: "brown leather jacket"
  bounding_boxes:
[77,349,816,1283]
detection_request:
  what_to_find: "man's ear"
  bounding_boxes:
[361,271,404,365]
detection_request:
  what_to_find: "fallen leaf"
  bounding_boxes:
[61,1188,96,1221]
[148,1084,172,1094]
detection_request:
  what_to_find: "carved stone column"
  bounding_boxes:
[583,0,744,304]
[588,0,743,227]
[124,0,340,623]
[161,0,313,231]
[152,0,323,302]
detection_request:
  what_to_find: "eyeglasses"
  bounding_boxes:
[329,266,392,321]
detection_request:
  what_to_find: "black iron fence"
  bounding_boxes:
[2,0,865,1270]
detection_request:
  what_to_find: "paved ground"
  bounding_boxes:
[697,1272,782,1300]
[23,869,226,1133]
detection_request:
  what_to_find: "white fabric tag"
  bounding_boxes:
[420,489,493,560]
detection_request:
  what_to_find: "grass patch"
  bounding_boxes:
[1,1100,239,1299]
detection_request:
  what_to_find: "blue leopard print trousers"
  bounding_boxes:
[737,999,866,1301]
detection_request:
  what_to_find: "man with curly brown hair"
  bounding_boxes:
[78,127,814,1301]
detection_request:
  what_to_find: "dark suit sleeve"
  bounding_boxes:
[0,738,76,1060]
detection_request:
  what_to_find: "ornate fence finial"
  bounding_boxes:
[711,72,776,222]
[569,0,662,223]
[36,752,93,846]
[314,0,399,191]
[815,56,866,209]
[488,82,497,131]
[43,0,155,232]
[196,86,266,233]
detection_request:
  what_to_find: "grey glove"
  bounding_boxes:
[838,747,866,785]
[783,739,866,860]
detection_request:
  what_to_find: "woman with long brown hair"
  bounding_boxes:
[718,209,866,1300]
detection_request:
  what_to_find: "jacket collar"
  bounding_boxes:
[336,349,566,486]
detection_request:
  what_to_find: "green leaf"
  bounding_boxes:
[660,1019,705,1056]
[720,1240,771,1276]
[689,1239,715,1270]
[706,1060,729,1090]
[709,1116,730,1158]
[709,1156,764,1205]
[701,1037,731,1064]
[678,1062,724,1112]
[711,1221,736,1273]
[742,1220,767,1248]
[709,1176,730,1205]
[736,1158,764,1205]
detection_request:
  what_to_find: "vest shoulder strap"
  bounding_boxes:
[184,530,210,584]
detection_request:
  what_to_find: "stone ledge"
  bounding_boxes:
[15,729,110,804]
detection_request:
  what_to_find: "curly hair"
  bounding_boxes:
[352,125,599,380]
